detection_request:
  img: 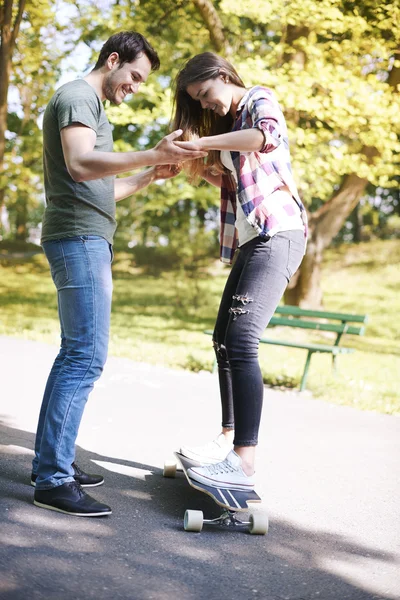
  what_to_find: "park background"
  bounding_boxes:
[0,0,399,414]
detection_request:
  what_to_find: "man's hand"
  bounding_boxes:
[153,163,182,180]
[152,130,207,165]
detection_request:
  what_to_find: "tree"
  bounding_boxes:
[2,0,399,309]
[190,0,400,306]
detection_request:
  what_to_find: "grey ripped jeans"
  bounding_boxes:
[212,230,306,446]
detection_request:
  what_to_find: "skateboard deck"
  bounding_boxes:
[175,452,262,512]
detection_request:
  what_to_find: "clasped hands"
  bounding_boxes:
[152,128,206,181]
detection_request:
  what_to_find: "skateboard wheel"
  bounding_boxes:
[248,512,269,535]
[163,461,177,478]
[184,509,203,532]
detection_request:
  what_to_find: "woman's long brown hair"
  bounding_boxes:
[172,52,246,181]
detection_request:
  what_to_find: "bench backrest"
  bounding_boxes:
[269,306,368,346]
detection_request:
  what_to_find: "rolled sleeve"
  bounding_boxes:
[248,88,282,153]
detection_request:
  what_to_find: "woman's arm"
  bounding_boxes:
[175,128,265,154]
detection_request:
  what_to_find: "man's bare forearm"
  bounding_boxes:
[114,169,156,202]
[66,129,207,183]
[71,149,159,182]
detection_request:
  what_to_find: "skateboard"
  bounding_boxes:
[163,452,268,535]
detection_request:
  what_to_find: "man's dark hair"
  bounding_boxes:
[93,31,160,71]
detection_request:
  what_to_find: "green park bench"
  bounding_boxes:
[204,305,368,392]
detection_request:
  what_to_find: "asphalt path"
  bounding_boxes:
[0,336,399,600]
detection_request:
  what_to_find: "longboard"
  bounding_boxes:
[163,452,268,534]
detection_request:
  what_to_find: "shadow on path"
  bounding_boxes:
[0,421,395,600]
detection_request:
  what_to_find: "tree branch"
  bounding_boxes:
[191,0,232,55]
[10,0,26,49]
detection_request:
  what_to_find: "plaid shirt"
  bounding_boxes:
[220,86,308,263]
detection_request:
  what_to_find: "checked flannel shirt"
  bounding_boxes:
[219,86,308,263]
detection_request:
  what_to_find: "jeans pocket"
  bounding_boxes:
[287,238,305,279]
[43,240,69,290]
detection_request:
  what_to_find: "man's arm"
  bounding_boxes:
[114,164,181,202]
[60,126,207,182]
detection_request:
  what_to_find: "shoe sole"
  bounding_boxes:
[33,500,112,517]
[191,480,255,492]
[31,480,104,488]
[188,471,255,492]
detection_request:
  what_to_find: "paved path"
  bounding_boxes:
[0,336,399,600]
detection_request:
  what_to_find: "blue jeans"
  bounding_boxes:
[213,230,305,446]
[32,236,113,489]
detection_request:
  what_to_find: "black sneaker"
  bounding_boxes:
[31,462,104,488]
[34,481,112,517]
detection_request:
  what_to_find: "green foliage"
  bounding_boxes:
[2,0,399,248]
[218,0,400,201]
[87,0,400,239]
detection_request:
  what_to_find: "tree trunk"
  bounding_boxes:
[15,195,28,240]
[353,202,363,244]
[0,0,26,234]
[286,172,370,307]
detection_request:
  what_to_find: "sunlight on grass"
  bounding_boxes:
[0,240,399,414]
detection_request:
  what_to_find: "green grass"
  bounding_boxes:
[0,239,399,414]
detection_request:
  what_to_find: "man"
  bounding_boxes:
[32,31,206,517]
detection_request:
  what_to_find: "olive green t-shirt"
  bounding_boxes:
[41,79,117,245]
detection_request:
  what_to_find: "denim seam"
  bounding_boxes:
[59,239,69,283]
[53,239,97,471]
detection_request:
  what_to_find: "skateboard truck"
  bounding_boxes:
[184,508,268,534]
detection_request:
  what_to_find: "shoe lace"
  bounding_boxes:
[68,480,85,498]
[205,460,237,476]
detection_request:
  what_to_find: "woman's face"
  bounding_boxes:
[186,75,232,117]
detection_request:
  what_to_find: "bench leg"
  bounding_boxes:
[332,353,338,376]
[300,351,313,392]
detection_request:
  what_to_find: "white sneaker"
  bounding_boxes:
[187,450,255,491]
[180,433,232,465]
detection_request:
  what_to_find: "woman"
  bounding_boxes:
[173,52,308,491]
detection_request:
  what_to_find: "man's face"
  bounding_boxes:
[103,52,152,105]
